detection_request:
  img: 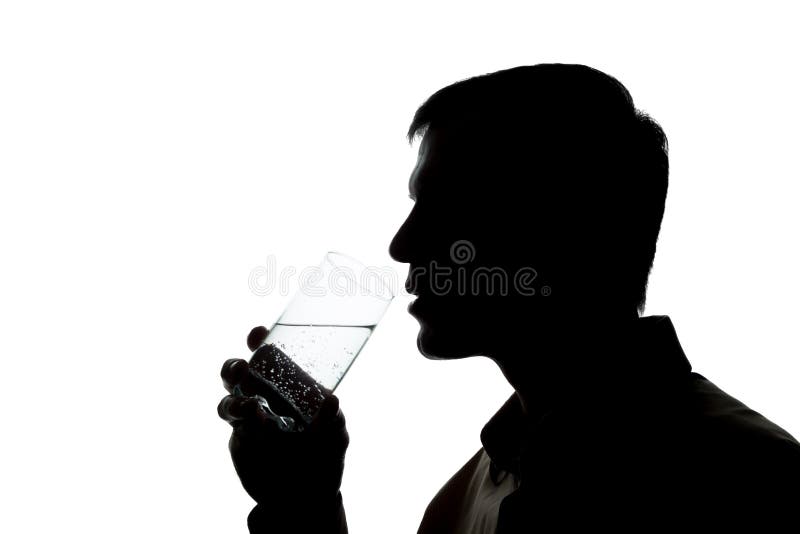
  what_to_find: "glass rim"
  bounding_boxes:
[323,250,396,302]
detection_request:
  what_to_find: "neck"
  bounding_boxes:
[490,310,640,419]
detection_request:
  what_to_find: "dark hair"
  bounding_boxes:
[407,64,669,313]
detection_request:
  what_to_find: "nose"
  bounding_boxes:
[389,213,412,264]
[391,200,428,264]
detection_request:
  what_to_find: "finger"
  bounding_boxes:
[309,395,349,450]
[217,394,261,424]
[222,396,288,436]
[240,369,305,421]
[247,326,269,352]
[221,358,274,399]
[221,358,249,393]
[310,394,343,429]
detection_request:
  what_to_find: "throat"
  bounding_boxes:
[490,315,640,419]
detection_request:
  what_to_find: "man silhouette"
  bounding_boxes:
[218,64,800,532]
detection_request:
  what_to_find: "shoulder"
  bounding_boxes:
[420,448,488,514]
[417,448,490,533]
[641,373,800,523]
[683,372,800,486]
[686,372,799,447]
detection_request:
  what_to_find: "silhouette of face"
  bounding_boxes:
[389,127,552,360]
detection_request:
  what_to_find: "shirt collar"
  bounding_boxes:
[479,315,692,478]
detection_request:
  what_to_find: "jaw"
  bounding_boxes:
[415,319,484,360]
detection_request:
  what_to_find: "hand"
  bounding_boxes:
[218,326,350,508]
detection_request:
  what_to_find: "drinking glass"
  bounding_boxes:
[241,252,394,431]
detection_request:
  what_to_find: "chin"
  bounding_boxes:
[409,295,487,359]
[415,322,481,360]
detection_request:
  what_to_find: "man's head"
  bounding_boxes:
[389,64,669,360]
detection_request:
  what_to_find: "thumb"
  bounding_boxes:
[311,395,340,427]
[247,326,269,352]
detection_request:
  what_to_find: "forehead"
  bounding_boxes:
[408,128,460,199]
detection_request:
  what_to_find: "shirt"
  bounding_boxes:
[247,315,800,532]
[416,315,800,532]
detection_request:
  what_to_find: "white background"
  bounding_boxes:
[2,2,799,533]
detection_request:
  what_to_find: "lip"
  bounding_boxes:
[405,272,429,296]
[409,293,439,315]
[408,295,424,315]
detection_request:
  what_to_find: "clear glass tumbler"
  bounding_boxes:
[244,252,394,431]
